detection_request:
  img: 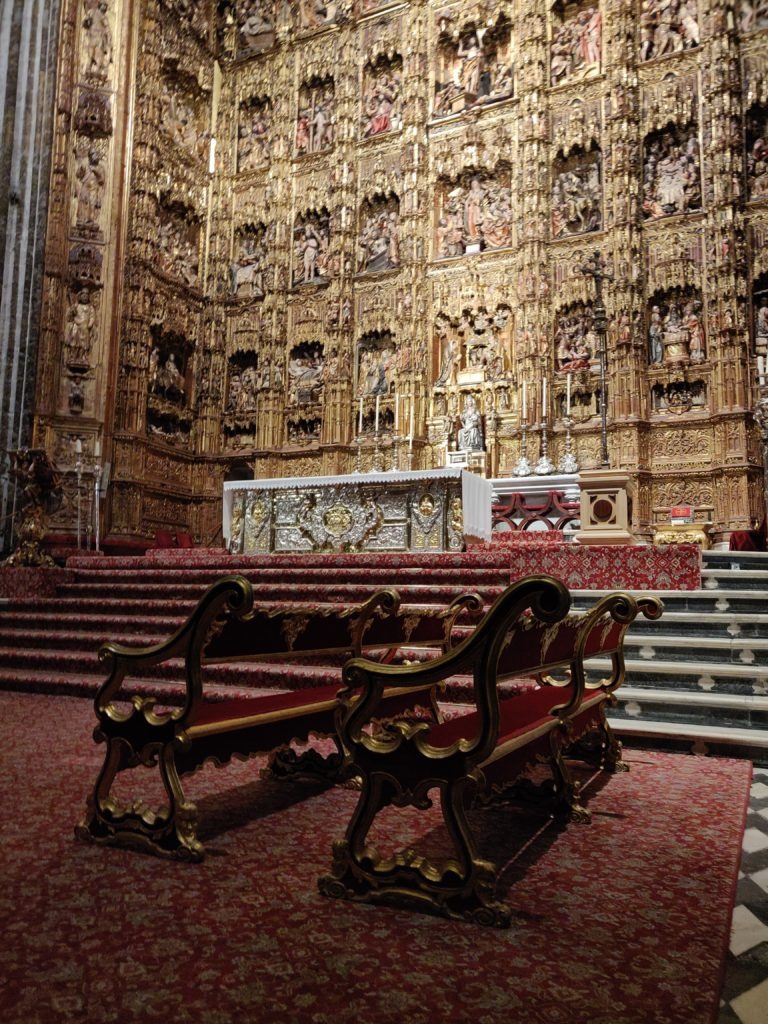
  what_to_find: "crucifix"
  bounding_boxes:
[579,249,613,467]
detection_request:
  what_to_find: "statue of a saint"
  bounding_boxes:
[457,395,484,451]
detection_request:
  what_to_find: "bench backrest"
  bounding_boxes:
[336,575,663,765]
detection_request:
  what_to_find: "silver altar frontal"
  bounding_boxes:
[223,469,492,554]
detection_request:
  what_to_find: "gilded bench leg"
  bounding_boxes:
[262,740,344,785]
[319,769,511,928]
[75,731,204,861]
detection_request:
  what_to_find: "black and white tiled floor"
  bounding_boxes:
[718,766,768,1024]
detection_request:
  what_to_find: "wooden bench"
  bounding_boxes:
[319,574,663,928]
[76,574,479,861]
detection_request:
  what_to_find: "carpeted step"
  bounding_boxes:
[67,566,513,586]
[53,581,502,606]
[0,611,187,635]
[0,627,174,651]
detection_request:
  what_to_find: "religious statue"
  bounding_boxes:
[457,395,484,451]
[230,232,266,298]
[293,214,331,285]
[361,63,402,138]
[436,174,512,258]
[157,353,185,398]
[551,161,602,237]
[554,308,595,372]
[550,5,602,86]
[65,290,96,368]
[74,146,106,227]
[639,0,700,62]
[238,102,271,172]
[238,0,274,53]
[648,306,664,364]
[643,129,701,219]
[662,301,688,364]
[756,298,768,354]
[81,0,112,79]
[433,19,513,116]
[357,204,400,273]
[747,115,768,200]
[288,343,324,404]
[296,83,334,155]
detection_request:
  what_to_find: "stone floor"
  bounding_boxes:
[719,765,768,1024]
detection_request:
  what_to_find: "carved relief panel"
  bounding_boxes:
[643,124,702,220]
[236,0,276,57]
[647,289,706,366]
[434,169,512,258]
[361,56,403,139]
[551,148,602,238]
[433,12,514,118]
[237,96,272,172]
[357,194,400,273]
[639,0,701,63]
[296,79,335,155]
[293,209,332,285]
[550,2,602,87]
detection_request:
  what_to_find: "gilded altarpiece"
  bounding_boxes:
[29,0,768,545]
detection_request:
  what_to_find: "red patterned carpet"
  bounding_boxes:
[0,691,748,1024]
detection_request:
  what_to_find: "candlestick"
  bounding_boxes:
[522,381,527,422]
[374,394,380,433]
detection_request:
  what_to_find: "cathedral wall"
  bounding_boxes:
[31,0,768,546]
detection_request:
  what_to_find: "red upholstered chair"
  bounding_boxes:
[729,520,767,552]
[175,531,194,548]
[152,529,177,549]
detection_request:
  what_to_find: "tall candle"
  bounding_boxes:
[394,392,399,431]
[759,356,765,384]
[94,439,101,459]
[542,378,547,420]
[375,394,380,432]
[566,372,572,415]
[409,401,415,447]
[75,438,82,455]
[358,396,363,433]
[522,381,527,422]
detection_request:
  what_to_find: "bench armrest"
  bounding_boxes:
[94,575,254,729]
[336,575,571,766]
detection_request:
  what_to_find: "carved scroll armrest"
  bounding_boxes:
[94,575,254,730]
[337,575,571,766]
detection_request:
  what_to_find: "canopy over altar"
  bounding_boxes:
[223,468,492,554]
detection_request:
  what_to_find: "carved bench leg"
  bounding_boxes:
[319,768,511,927]
[550,723,591,824]
[563,699,629,775]
[75,735,204,861]
[261,738,344,785]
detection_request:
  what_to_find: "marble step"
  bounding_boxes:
[622,633,768,668]
[607,715,768,759]
[571,588,768,615]
[701,568,768,591]
[587,655,768,694]
[611,686,768,730]
[702,551,768,571]
[624,610,768,640]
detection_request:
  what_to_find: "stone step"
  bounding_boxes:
[625,610,768,640]
[607,715,768,760]
[701,568,768,591]
[613,686,768,730]
[702,551,768,571]
[572,588,768,615]
[588,655,768,694]
[622,633,768,668]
